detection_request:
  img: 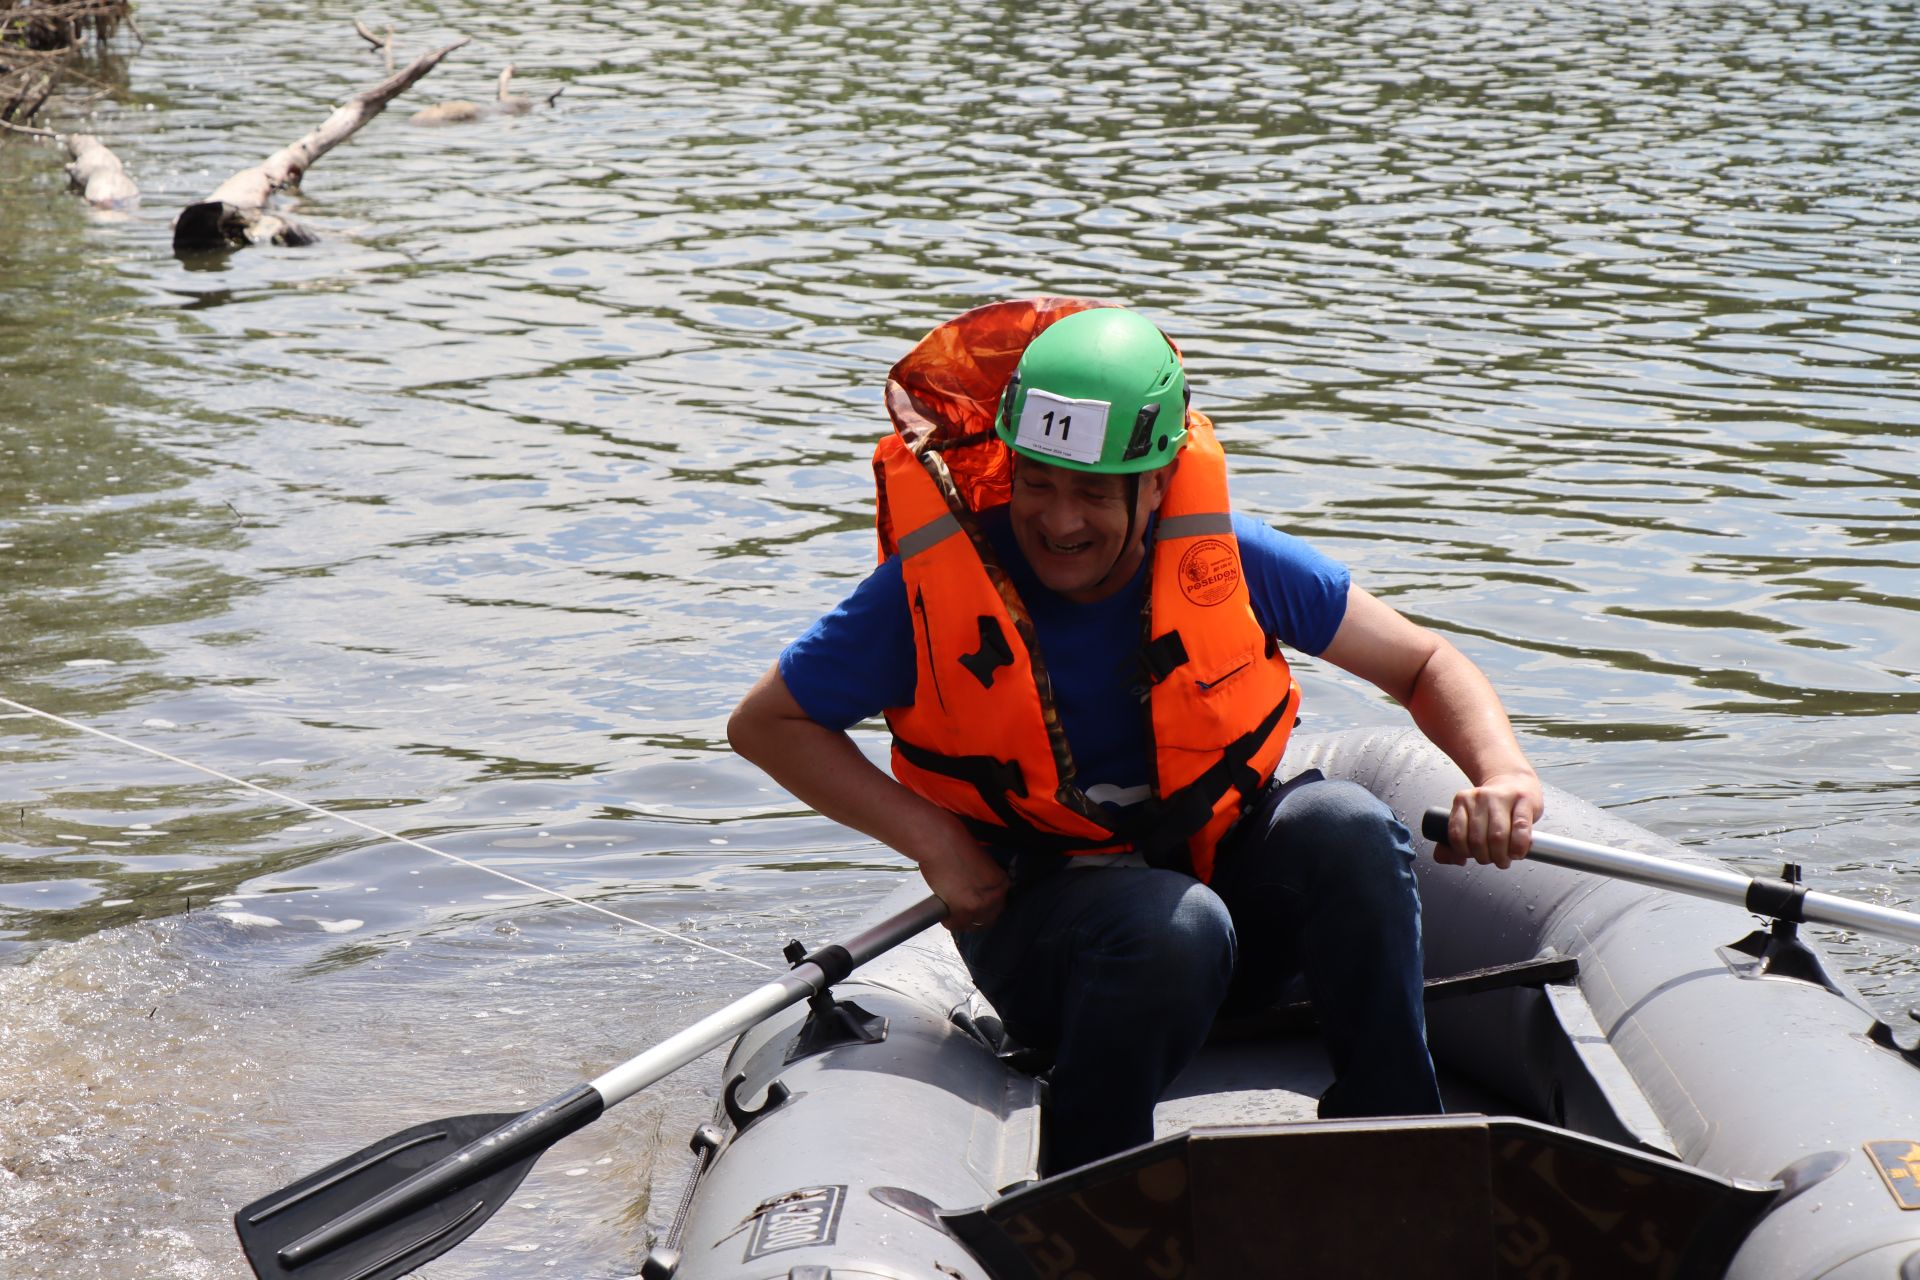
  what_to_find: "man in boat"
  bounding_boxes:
[729,297,1542,1174]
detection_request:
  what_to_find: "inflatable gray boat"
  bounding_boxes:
[642,728,1920,1280]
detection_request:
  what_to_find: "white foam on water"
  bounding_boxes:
[216,912,282,928]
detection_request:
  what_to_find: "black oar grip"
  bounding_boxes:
[1421,807,1451,845]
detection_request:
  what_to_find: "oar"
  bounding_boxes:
[1421,808,1920,946]
[234,893,948,1280]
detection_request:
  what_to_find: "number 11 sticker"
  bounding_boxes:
[1014,389,1111,466]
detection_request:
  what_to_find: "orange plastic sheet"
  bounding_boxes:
[878,296,1113,559]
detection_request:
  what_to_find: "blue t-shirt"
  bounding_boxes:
[779,508,1350,793]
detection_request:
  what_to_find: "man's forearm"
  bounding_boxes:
[731,707,948,854]
[1402,639,1536,787]
[1401,638,1543,867]
[725,665,963,859]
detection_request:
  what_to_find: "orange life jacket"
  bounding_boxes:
[873,298,1300,883]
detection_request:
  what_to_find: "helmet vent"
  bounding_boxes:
[1122,402,1159,462]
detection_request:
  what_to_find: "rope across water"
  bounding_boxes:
[0,693,775,971]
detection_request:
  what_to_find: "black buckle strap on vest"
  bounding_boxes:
[896,684,1290,875]
[1131,686,1296,875]
[959,616,1015,689]
[1139,630,1189,685]
[897,736,1135,859]
[894,735,1031,834]
[955,814,1122,859]
[1131,802,1203,876]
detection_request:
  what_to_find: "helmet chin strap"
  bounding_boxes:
[1088,472,1145,593]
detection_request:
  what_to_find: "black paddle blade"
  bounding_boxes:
[234,1111,535,1280]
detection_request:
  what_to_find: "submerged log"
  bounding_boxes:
[64,131,135,206]
[0,118,135,207]
[408,92,488,127]
[172,36,467,252]
[410,63,560,125]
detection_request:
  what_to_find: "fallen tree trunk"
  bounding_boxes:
[172,35,467,252]
[64,131,135,205]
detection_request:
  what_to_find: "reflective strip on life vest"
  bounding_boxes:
[1156,512,1233,541]
[897,512,962,560]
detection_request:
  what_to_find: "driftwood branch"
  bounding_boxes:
[173,35,467,251]
[352,19,393,74]
[0,114,57,139]
[64,131,135,205]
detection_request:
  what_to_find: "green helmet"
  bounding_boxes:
[995,307,1189,474]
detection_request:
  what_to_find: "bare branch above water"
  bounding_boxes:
[172,36,470,252]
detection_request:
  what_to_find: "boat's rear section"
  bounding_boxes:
[649,728,1920,1279]
[943,1114,1777,1279]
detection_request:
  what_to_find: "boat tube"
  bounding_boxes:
[644,728,1920,1279]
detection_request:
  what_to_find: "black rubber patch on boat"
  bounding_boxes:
[743,1184,846,1259]
[1865,1142,1920,1209]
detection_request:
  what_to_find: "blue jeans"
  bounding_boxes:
[954,776,1439,1174]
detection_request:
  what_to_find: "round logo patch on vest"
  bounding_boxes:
[1178,539,1240,607]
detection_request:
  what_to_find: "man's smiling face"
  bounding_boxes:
[1007,454,1173,602]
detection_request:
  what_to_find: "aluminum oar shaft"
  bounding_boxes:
[1423,809,1920,947]
[590,893,948,1105]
